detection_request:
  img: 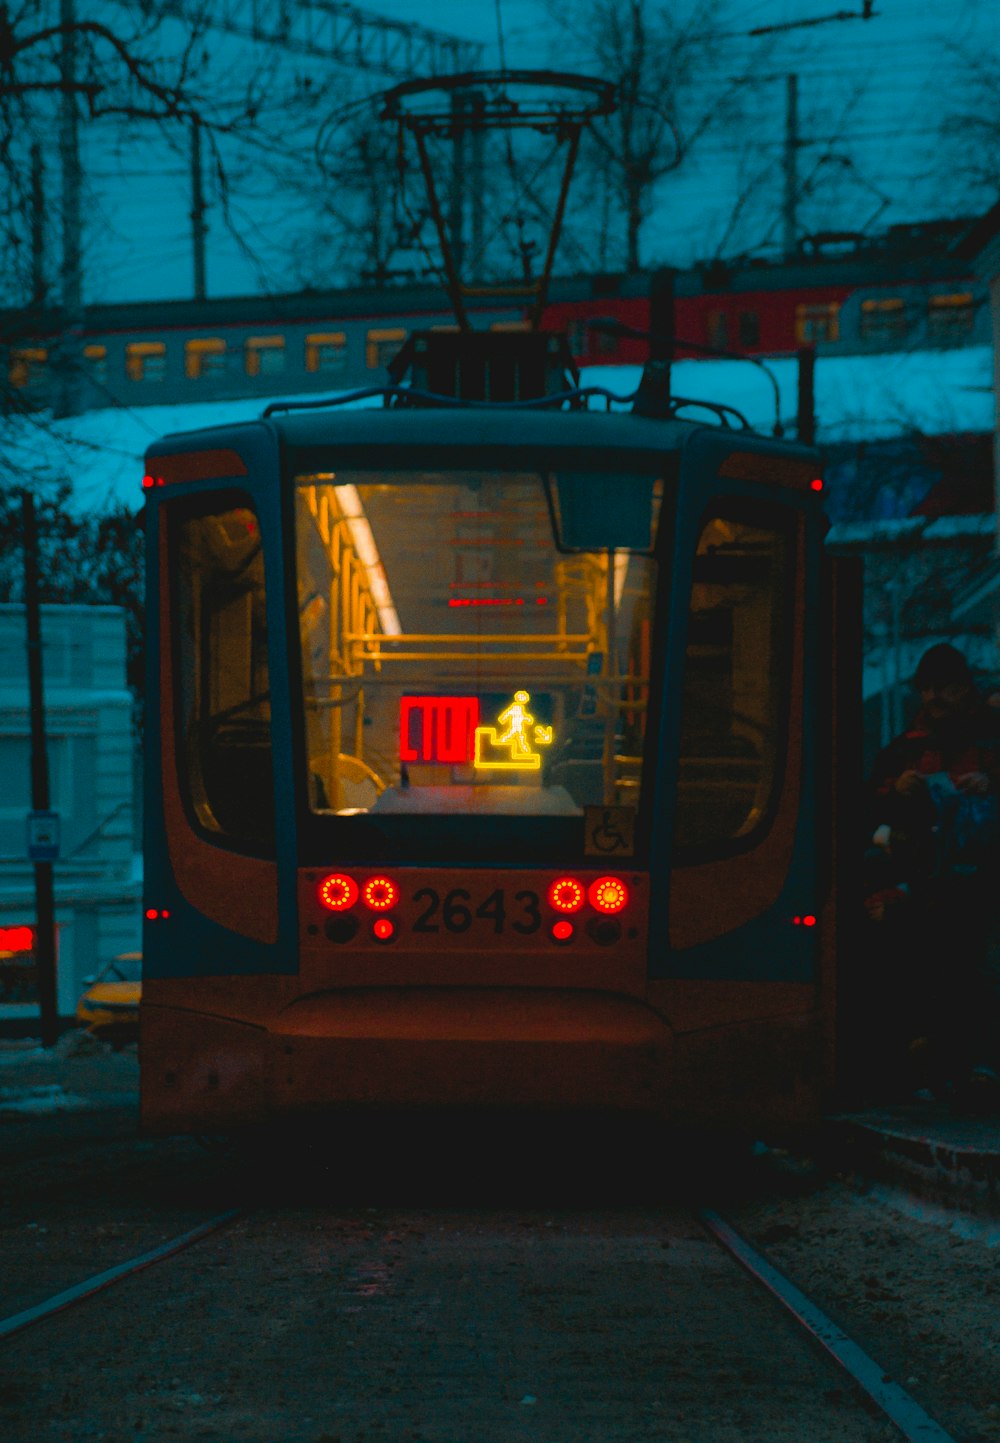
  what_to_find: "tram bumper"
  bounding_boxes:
[141,989,673,1131]
[273,988,672,1114]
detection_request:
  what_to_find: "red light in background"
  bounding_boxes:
[363,876,399,911]
[372,917,395,942]
[448,598,526,607]
[588,877,628,914]
[792,914,818,927]
[318,874,358,911]
[548,877,584,913]
[551,919,574,942]
[810,479,824,492]
[0,925,35,953]
[141,474,155,490]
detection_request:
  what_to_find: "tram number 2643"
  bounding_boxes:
[412,887,542,935]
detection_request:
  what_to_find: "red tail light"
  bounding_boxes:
[318,874,358,911]
[551,919,574,943]
[548,877,584,913]
[362,876,399,911]
[372,917,396,942]
[588,876,628,914]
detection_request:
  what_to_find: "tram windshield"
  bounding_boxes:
[294,468,661,849]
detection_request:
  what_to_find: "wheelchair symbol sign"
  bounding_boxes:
[584,806,635,857]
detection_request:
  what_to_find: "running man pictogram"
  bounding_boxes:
[474,690,553,771]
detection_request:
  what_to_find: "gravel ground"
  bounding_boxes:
[728,1175,1000,1443]
[0,1035,997,1442]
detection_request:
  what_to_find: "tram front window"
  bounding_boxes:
[294,469,660,852]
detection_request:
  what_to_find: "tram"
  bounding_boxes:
[138,328,857,1136]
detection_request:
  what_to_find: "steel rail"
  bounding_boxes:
[0,1210,242,1342]
[700,1209,958,1443]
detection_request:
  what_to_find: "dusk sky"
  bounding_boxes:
[72,0,999,303]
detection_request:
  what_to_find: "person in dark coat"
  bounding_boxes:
[864,643,1000,1106]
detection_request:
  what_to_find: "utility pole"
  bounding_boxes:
[783,74,799,262]
[469,93,486,283]
[30,144,45,306]
[21,493,60,1048]
[55,0,83,419]
[191,117,208,301]
[449,89,469,277]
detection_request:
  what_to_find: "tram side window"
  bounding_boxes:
[175,501,274,855]
[674,514,789,853]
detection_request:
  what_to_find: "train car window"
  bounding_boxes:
[185,338,227,379]
[83,344,107,383]
[707,311,728,349]
[859,297,906,342]
[673,513,789,853]
[737,311,759,348]
[245,336,286,377]
[8,348,47,388]
[794,303,839,343]
[126,341,166,382]
[565,320,588,357]
[927,292,975,339]
[305,332,347,373]
[294,470,661,834]
[174,499,274,855]
[365,329,407,369]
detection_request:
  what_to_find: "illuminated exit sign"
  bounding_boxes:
[400,696,480,765]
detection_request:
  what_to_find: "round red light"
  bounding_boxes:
[372,917,395,942]
[588,876,628,914]
[802,914,817,927]
[548,877,584,914]
[810,478,824,492]
[141,474,155,490]
[145,908,158,920]
[551,919,574,942]
[318,874,358,911]
[362,876,399,911]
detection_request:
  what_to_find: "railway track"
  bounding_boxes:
[0,1198,961,1442]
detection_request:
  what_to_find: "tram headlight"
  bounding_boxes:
[318,874,359,911]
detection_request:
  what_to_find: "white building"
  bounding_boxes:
[0,604,141,1027]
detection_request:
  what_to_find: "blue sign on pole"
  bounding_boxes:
[27,810,60,862]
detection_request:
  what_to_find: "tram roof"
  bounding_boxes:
[160,400,814,467]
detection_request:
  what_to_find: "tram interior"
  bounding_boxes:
[294,470,659,819]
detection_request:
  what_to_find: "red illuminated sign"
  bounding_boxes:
[400,696,480,765]
[0,925,35,953]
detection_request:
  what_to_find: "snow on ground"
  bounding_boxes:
[1,346,993,516]
[0,1083,90,1114]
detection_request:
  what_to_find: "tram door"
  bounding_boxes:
[666,498,809,967]
[144,460,297,980]
[650,439,828,1115]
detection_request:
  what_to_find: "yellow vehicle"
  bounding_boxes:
[76,953,142,1046]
